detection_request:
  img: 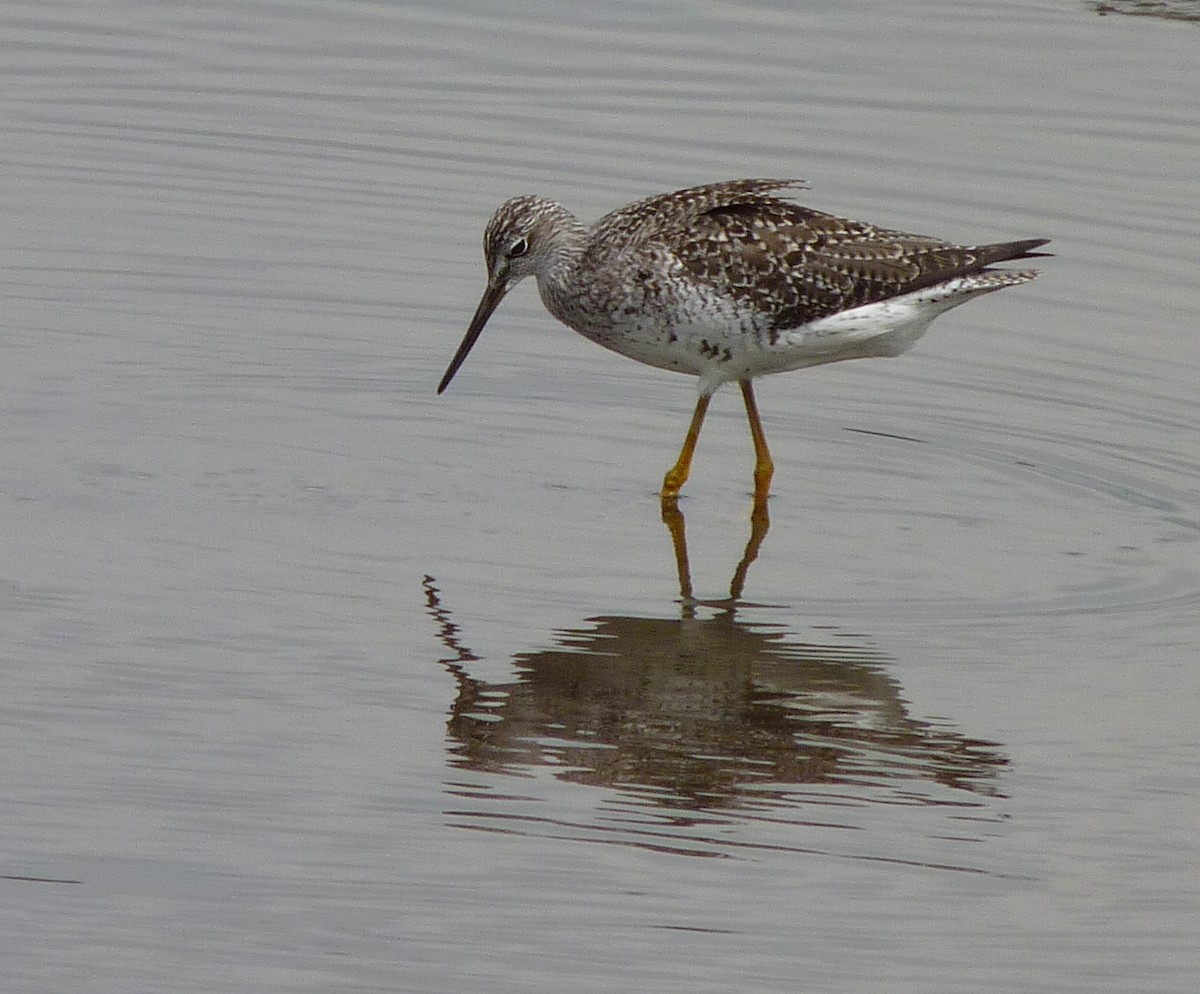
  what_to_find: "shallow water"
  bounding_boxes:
[3,1,1198,992]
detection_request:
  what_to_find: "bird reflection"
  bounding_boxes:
[423,560,1006,814]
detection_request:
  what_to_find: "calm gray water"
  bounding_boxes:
[3,1,1198,992]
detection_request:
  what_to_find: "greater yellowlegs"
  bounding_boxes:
[437,179,1049,500]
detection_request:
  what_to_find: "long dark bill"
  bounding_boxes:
[437,282,509,394]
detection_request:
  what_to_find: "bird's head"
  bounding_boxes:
[438,196,574,394]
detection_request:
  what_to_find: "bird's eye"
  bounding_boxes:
[507,237,529,259]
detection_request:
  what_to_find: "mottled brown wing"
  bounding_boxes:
[672,200,984,328]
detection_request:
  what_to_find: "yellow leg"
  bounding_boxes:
[661,393,711,499]
[740,380,774,500]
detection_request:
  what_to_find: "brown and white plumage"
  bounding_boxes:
[438,179,1049,500]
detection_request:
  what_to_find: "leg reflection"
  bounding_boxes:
[660,497,695,610]
[729,489,770,602]
[660,491,771,606]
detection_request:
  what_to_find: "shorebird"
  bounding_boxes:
[437,179,1048,501]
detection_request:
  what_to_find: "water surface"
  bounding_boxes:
[3,1,1198,992]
